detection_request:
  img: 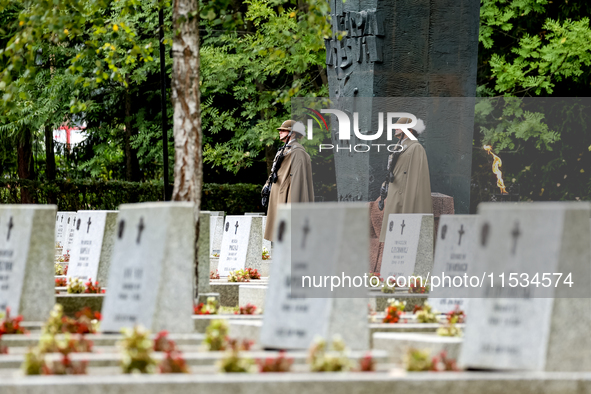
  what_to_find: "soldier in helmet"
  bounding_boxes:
[262,120,314,241]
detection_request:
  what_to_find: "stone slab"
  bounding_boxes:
[239,285,267,310]
[431,193,455,244]
[209,282,266,308]
[372,293,428,313]
[0,205,56,321]
[0,349,388,370]
[198,212,211,293]
[101,202,195,333]
[192,314,262,333]
[373,332,463,364]
[210,257,218,273]
[56,294,104,317]
[210,215,225,256]
[210,258,269,278]
[195,293,220,308]
[260,260,271,277]
[0,372,588,394]
[0,333,204,348]
[229,320,264,350]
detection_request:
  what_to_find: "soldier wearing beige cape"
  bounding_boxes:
[263,120,314,241]
[379,118,432,242]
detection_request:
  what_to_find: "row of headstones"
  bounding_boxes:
[55,209,270,285]
[54,211,77,257]
[4,203,271,332]
[4,202,591,371]
[260,202,591,371]
[2,204,196,332]
[53,210,118,286]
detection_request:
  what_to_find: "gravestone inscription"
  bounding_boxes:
[379,214,433,281]
[67,211,117,286]
[260,203,369,350]
[101,202,194,333]
[55,212,75,249]
[459,202,591,371]
[63,212,77,257]
[429,214,477,313]
[0,205,56,321]
[217,215,262,275]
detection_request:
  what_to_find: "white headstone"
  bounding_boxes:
[210,215,225,257]
[217,215,262,275]
[260,203,369,350]
[54,212,75,249]
[379,213,434,280]
[67,211,117,286]
[429,215,477,314]
[0,205,56,321]
[459,202,591,372]
[63,212,77,257]
[101,202,195,333]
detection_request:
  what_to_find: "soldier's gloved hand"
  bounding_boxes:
[378,182,388,211]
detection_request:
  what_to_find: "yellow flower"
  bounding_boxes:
[113,24,119,32]
[64,28,69,35]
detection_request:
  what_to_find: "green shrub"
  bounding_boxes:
[0,179,263,215]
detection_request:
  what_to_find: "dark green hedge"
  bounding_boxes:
[0,179,263,215]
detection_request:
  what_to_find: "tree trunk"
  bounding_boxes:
[17,129,35,204]
[44,125,56,204]
[172,0,202,296]
[124,78,141,182]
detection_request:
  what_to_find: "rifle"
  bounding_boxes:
[261,139,290,207]
[378,145,404,211]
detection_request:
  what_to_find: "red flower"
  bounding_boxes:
[382,306,401,324]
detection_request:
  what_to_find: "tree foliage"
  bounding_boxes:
[474,0,591,207]
[200,0,331,174]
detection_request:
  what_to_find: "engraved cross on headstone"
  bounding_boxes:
[400,220,406,235]
[301,218,310,248]
[6,217,13,241]
[458,225,465,246]
[511,222,521,255]
[86,217,92,233]
[234,221,239,234]
[136,217,145,244]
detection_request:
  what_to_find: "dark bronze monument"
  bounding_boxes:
[325,0,480,213]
